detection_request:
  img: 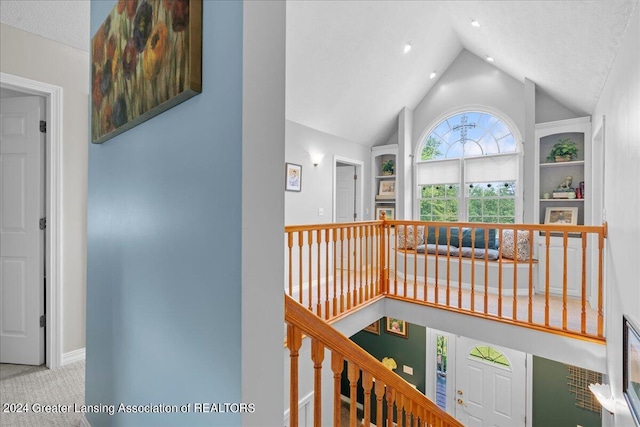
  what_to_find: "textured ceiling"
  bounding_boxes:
[1,1,637,147]
[0,0,90,52]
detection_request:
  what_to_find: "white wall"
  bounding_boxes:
[0,23,88,355]
[285,120,372,224]
[591,3,640,425]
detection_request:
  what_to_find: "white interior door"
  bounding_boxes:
[455,337,526,427]
[336,165,356,223]
[0,96,46,365]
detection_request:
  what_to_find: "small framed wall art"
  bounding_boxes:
[285,163,302,192]
[544,207,578,225]
[364,320,380,335]
[375,207,395,220]
[385,317,408,338]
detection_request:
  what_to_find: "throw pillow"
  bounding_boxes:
[500,230,531,261]
[397,225,425,250]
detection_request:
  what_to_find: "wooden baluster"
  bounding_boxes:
[298,231,304,305]
[287,324,302,427]
[317,229,322,317]
[380,218,387,295]
[347,227,353,310]
[325,229,330,320]
[484,230,489,315]
[308,230,314,311]
[401,224,407,297]
[340,227,346,314]
[364,225,370,301]
[497,228,503,318]
[374,379,385,427]
[333,229,338,317]
[446,227,451,307]
[470,229,478,313]
[528,228,534,323]
[562,231,569,330]
[413,225,418,300]
[581,232,588,334]
[358,225,364,304]
[288,232,293,297]
[544,231,551,327]
[311,339,324,427]
[512,226,518,321]
[331,353,344,427]
[423,228,428,303]
[362,371,373,427]
[434,227,440,305]
[457,226,463,309]
[386,388,395,427]
[348,362,360,427]
[598,227,605,337]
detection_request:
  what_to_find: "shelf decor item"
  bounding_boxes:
[381,159,395,176]
[544,207,578,225]
[378,180,395,197]
[547,138,578,162]
[375,207,394,220]
[285,163,302,192]
[91,0,203,144]
[364,320,380,335]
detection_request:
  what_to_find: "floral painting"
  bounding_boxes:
[91,0,202,144]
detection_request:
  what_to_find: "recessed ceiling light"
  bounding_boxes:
[403,42,413,54]
[471,19,480,27]
[486,56,495,63]
[429,71,437,79]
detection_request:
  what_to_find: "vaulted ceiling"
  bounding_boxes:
[2,1,637,147]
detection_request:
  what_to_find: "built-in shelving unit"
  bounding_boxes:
[371,144,398,220]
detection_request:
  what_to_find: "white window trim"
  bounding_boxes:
[413,106,524,223]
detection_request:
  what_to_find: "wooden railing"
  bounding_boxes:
[285,219,607,341]
[285,221,386,321]
[285,294,463,427]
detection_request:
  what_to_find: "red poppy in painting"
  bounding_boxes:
[171,0,189,32]
[125,0,138,19]
[143,22,168,80]
[122,39,138,79]
[92,26,105,64]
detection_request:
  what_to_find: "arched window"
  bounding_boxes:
[416,110,521,223]
[468,345,511,370]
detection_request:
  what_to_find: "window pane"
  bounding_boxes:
[469,346,510,368]
[436,335,448,411]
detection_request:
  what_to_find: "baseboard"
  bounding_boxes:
[80,414,91,427]
[61,348,86,366]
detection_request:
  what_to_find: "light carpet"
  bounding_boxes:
[0,361,85,427]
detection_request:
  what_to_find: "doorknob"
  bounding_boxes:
[457,398,467,407]
[457,390,463,395]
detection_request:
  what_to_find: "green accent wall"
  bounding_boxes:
[533,356,602,427]
[342,318,426,396]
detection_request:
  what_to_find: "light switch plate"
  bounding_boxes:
[403,365,413,375]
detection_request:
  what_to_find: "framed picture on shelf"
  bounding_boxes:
[375,207,394,220]
[544,207,578,225]
[623,315,640,426]
[378,180,396,197]
[364,320,380,335]
[285,163,302,192]
[385,317,408,338]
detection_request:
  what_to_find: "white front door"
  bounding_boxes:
[455,337,526,427]
[0,96,46,365]
[336,165,356,222]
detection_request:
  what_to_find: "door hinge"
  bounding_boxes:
[40,120,46,133]
[354,174,358,180]
[40,315,46,328]
[353,213,357,220]
[39,217,46,230]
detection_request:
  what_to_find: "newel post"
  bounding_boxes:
[379,211,388,294]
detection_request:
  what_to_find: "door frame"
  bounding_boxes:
[332,156,364,222]
[1,72,63,369]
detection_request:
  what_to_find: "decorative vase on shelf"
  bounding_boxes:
[555,155,572,162]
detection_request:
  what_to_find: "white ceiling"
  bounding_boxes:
[2,1,637,147]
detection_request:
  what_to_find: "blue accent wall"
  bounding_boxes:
[86,1,243,425]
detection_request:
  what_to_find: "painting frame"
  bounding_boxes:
[385,317,408,338]
[378,180,396,197]
[623,315,640,426]
[375,207,395,220]
[91,0,203,144]
[285,163,302,192]
[364,320,380,335]
[544,207,578,225]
